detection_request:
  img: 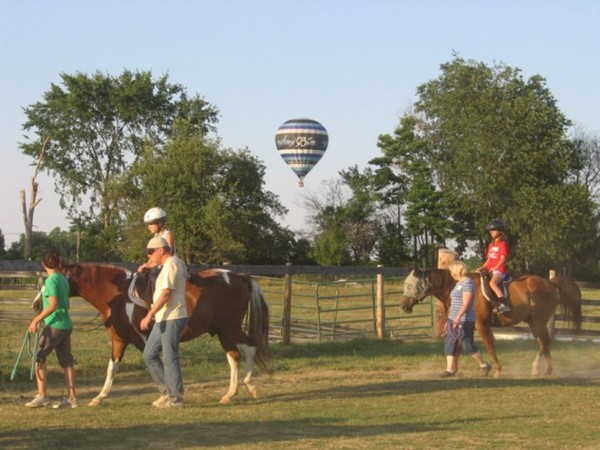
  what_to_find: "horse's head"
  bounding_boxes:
[65,263,131,302]
[64,263,85,297]
[400,268,432,314]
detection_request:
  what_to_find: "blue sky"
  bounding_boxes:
[2,0,599,246]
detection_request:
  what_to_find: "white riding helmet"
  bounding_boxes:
[144,207,167,224]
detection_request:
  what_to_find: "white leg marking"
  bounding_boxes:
[89,359,120,406]
[219,353,239,404]
[238,343,258,399]
[531,354,542,377]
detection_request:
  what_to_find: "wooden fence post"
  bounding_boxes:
[376,264,385,339]
[282,262,293,345]
[435,249,457,337]
[548,269,556,340]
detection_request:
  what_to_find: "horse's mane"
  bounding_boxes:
[70,263,132,289]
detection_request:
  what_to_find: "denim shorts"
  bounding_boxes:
[444,320,478,356]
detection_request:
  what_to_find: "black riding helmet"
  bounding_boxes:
[486,219,505,231]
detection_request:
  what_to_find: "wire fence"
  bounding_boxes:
[2,267,599,343]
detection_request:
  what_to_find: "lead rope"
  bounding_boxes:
[10,328,39,381]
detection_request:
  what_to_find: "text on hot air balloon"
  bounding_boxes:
[276,135,327,149]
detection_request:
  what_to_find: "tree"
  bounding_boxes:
[569,126,600,203]
[372,55,596,275]
[6,228,76,261]
[119,122,295,264]
[0,229,6,259]
[20,136,49,260]
[371,115,449,266]
[20,70,219,259]
[303,171,384,266]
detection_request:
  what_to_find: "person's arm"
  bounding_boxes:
[163,230,175,251]
[140,288,172,331]
[28,295,58,333]
[138,249,164,272]
[452,290,473,327]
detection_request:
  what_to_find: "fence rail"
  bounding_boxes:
[1,263,599,342]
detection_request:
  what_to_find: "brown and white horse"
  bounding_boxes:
[66,263,270,406]
[400,268,582,376]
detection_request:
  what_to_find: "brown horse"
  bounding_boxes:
[66,263,270,406]
[400,268,582,376]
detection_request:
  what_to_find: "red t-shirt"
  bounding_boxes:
[483,239,509,274]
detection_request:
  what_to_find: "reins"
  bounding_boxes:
[73,312,104,332]
[413,268,448,303]
[414,271,434,302]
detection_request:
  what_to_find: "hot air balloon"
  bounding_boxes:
[275,118,328,187]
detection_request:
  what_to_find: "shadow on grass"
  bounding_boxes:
[271,337,598,360]
[265,376,600,404]
[0,413,531,449]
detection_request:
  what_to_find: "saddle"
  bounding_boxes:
[127,268,159,309]
[479,270,511,305]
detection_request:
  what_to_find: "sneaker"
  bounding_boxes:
[53,397,79,409]
[156,400,184,409]
[25,395,51,408]
[480,361,492,377]
[497,303,511,314]
[152,394,170,408]
[440,370,456,378]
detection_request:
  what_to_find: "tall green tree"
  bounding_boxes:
[20,70,219,259]
[372,56,597,275]
[371,115,450,266]
[120,122,295,264]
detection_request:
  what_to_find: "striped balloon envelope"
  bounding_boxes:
[275,118,328,187]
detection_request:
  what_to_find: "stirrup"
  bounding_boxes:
[497,303,511,314]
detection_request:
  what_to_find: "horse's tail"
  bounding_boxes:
[550,275,582,332]
[247,278,271,373]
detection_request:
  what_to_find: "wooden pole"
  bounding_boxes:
[282,262,293,345]
[376,264,385,339]
[548,269,556,340]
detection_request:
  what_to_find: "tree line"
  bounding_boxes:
[7,56,600,279]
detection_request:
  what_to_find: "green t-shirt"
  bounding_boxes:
[43,272,72,330]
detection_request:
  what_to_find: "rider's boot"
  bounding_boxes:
[496,296,511,314]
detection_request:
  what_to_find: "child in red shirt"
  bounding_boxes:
[478,219,511,314]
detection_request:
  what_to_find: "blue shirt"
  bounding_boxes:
[448,278,476,323]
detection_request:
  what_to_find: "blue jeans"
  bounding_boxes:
[143,317,187,402]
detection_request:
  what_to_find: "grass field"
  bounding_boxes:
[2,319,600,450]
[1,277,600,449]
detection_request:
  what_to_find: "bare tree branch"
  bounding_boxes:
[21,136,49,259]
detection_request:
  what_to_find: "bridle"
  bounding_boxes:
[404,268,434,303]
[404,268,451,304]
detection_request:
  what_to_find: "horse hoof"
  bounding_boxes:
[88,399,101,406]
[247,385,258,399]
[219,395,233,404]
